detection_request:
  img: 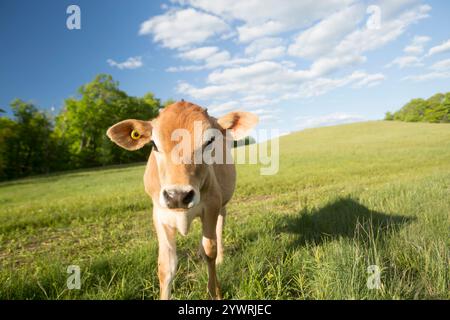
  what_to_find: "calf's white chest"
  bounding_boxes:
[155,205,203,236]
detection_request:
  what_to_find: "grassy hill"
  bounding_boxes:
[0,121,449,299]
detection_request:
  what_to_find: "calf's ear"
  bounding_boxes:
[106,119,152,151]
[217,111,259,140]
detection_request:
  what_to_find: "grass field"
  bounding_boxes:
[0,121,449,299]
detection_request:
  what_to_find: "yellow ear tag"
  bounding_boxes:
[130,130,141,140]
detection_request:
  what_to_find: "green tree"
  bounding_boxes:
[423,93,447,123]
[163,98,176,108]
[440,93,450,123]
[384,112,394,120]
[386,92,450,123]
[0,117,18,179]
[395,98,427,122]
[0,100,59,179]
[55,74,160,168]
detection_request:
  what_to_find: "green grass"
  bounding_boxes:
[0,121,449,299]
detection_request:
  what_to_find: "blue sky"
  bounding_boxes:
[1,0,450,134]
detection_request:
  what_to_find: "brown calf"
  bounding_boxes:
[106,101,258,299]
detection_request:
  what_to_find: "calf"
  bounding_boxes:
[106,101,258,299]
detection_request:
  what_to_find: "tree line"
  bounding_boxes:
[385,92,450,123]
[0,74,165,181]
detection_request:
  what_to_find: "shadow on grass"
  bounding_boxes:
[276,198,415,249]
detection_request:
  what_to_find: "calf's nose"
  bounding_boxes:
[162,187,196,209]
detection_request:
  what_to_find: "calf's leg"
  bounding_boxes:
[154,211,177,300]
[215,207,226,265]
[200,211,222,299]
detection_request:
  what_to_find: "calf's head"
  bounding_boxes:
[106,101,258,210]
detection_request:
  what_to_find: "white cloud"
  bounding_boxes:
[178,46,220,60]
[207,97,280,116]
[237,21,285,43]
[386,34,431,69]
[352,73,385,88]
[402,57,450,82]
[158,1,430,79]
[253,46,286,61]
[296,71,384,98]
[242,107,282,122]
[208,101,240,113]
[107,56,143,69]
[245,38,285,61]
[403,46,423,55]
[288,4,365,59]
[403,71,450,82]
[259,114,277,120]
[177,81,245,100]
[296,113,366,130]
[178,46,231,68]
[251,108,281,115]
[141,0,429,127]
[385,55,423,68]
[430,58,450,71]
[403,35,431,54]
[166,65,203,72]
[307,55,367,78]
[167,47,251,72]
[207,61,295,85]
[204,51,232,66]
[286,3,430,78]
[139,8,228,49]
[175,0,356,42]
[178,61,384,101]
[333,4,430,58]
[241,95,276,108]
[427,39,450,57]
[376,0,421,20]
[204,56,367,89]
